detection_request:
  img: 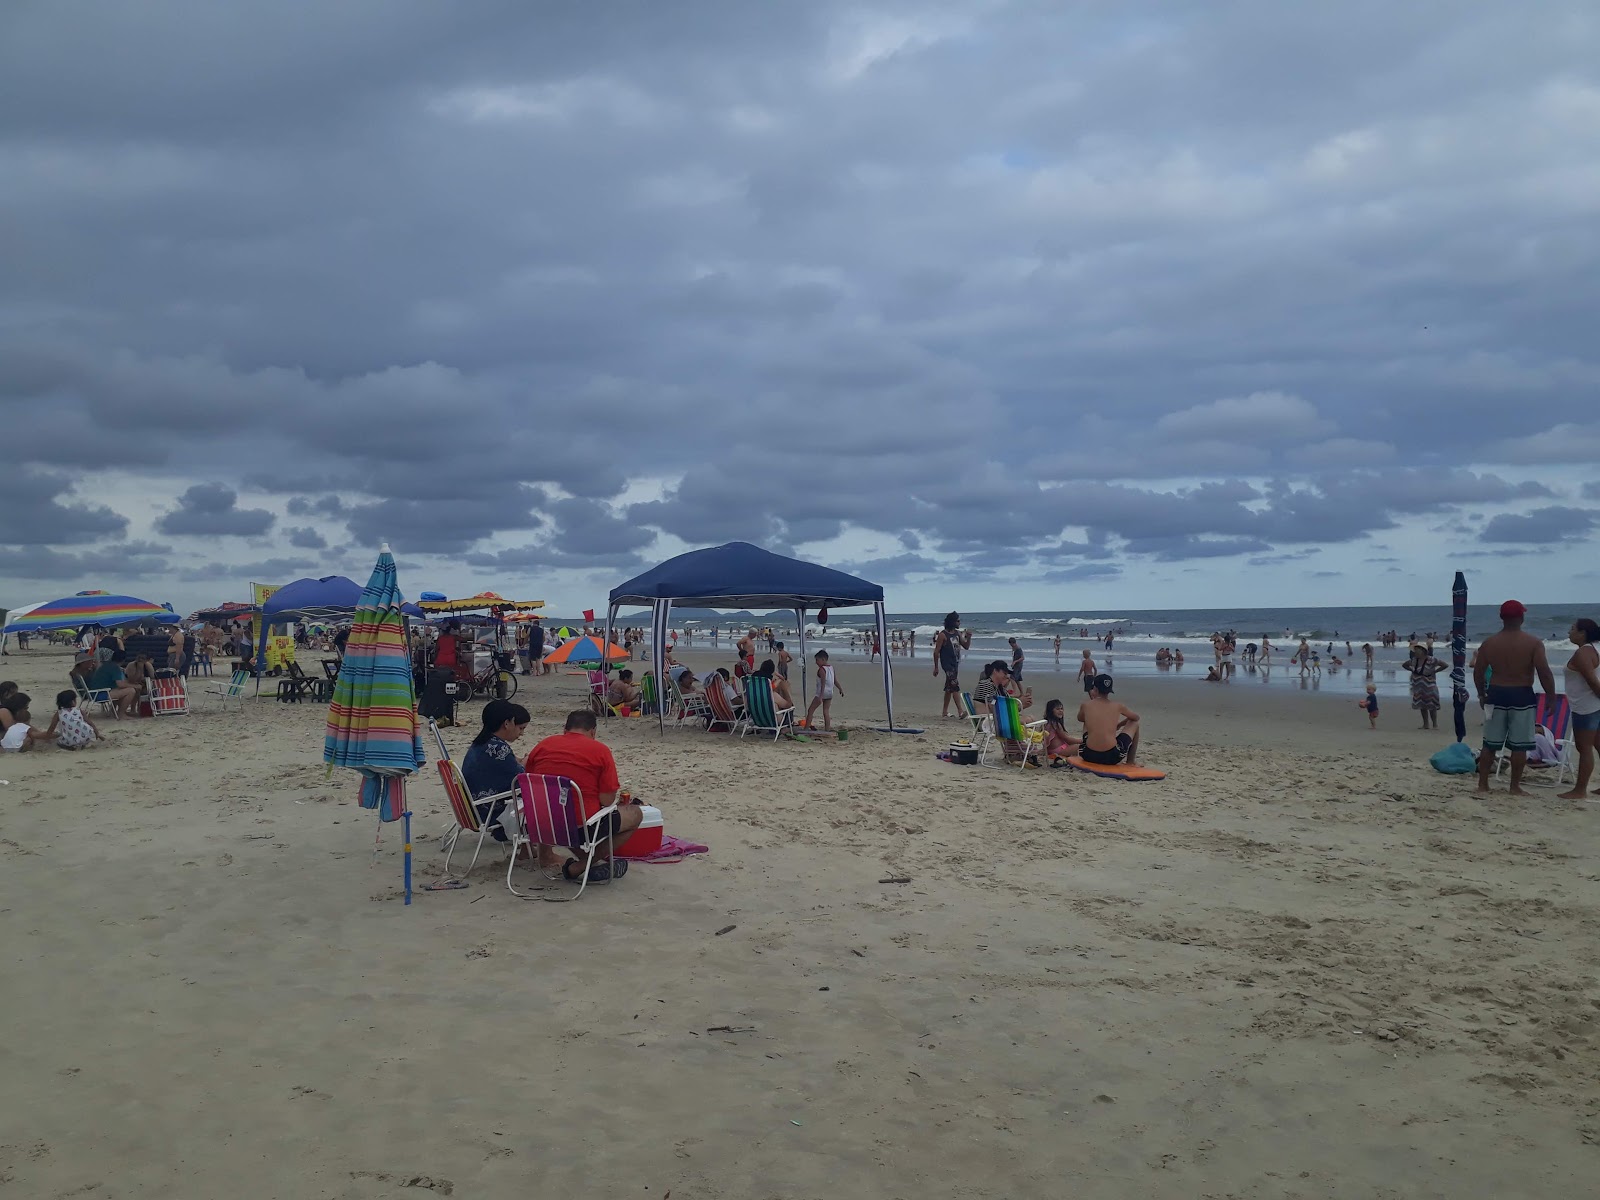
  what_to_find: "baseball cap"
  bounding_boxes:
[1499,600,1527,620]
[1092,673,1114,694]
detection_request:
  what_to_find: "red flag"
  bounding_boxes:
[583,609,595,623]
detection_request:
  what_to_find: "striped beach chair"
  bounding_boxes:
[989,694,1045,769]
[510,774,622,901]
[149,668,190,716]
[426,717,513,878]
[740,675,794,741]
[1496,693,1575,788]
[667,673,710,728]
[703,675,744,733]
[639,671,660,716]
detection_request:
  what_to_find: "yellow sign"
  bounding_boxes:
[249,582,287,666]
[267,634,296,671]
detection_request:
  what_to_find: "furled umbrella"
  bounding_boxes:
[324,545,426,904]
[1451,570,1469,743]
[541,635,628,666]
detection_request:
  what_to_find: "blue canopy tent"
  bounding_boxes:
[607,541,898,731]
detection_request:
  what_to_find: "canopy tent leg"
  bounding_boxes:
[875,600,894,730]
[796,608,809,716]
[604,603,618,685]
[652,599,672,732]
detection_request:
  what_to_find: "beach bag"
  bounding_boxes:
[1429,742,1476,774]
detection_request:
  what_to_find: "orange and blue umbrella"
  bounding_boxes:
[542,635,627,665]
[1,590,179,633]
[324,545,426,903]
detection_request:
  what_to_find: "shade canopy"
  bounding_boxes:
[609,541,884,609]
[263,575,363,623]
[2,591,179,633]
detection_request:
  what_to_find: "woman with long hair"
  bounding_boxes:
[1558,617,1600,800]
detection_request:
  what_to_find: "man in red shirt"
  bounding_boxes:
[523,709,643,881]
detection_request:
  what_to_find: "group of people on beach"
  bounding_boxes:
[0,680,104,752]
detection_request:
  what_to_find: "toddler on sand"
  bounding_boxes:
[1357,684,1378,729]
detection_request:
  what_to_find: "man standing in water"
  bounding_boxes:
[932,612,972,719]
[1474,600,1556,796]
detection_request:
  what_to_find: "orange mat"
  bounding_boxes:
[1063,756,1166,781]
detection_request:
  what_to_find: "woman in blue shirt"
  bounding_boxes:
[461,698,530,841]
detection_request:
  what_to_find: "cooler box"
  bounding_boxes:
[616,805,663,858]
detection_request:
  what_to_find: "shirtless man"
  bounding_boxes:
[1474,600,1556,796]
[1076,674,1141,766]
[1074,648,1097,694]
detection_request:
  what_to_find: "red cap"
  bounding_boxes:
[1499,600,1527,620]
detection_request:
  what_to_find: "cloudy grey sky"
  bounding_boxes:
[4,1,1598,616]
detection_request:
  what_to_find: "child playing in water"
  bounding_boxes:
[1041,698,1073,763]
[1357,684,1378,729]
[804,650,841,731]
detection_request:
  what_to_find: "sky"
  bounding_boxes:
[3,1,1599,617]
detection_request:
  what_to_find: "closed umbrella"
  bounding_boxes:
[542,635,627,666]
[324,545,426,904]
[1451,570,1468,743]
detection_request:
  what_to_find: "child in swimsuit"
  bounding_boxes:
[1357,685,1378,729]
[804,650,841,731]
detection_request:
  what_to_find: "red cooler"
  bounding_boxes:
[616,804,663,858]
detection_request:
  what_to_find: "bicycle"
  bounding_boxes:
[465,654,518,701]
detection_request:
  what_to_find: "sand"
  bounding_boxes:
[1,645,1596,1198]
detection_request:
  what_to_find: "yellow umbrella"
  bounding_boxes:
[418,591,544,614]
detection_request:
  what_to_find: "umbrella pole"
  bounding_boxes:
[403,795,412,906]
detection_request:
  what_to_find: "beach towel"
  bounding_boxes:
[628,834,709,864]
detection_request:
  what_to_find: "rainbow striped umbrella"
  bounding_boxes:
[324,545,426,903]
[541,635,627,665]
[1,591,179,633]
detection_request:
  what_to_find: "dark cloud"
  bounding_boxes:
[0,468,127,545]
[1,2,1596,604]
[0,541,171,581]
[178,557,319,582]
[285,526,328,550]
[155,483,276,537]
[1478,506,1600,544]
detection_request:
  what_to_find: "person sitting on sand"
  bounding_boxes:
[1474,600,1556,796]
[0,681,17,710]
[1,694,47,751]
[1041,698,1073,762]
[606,669,641,709]
[44,689,101,750]
[523,709,644,883]
[0,690,29,740]
[1076,675,1140,766]
[1204,665,1222,682]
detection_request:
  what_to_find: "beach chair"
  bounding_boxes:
[149,668,190,716]
[703,675,744,733]
[207,668,251,709]
[1496,694,1574,788]
[639,671,660,716]
[72,674,118,719]
[740,675,795,741]
[509,773,621,901]
[959,691,992,754]
[586,669,615,717]
[667,673,710,728]
[190,649,214,677]
[989,694,1045,769]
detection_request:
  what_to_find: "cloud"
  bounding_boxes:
[285,526,328,550]
[155,483,275,537]
[1155,392,1332,445]
[1478,506,1600,544]
[0,541,171,581]
[1497,423,1600,465]
[178,558,319,582]
[0,468,127,546]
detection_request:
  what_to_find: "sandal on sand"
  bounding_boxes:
[563,859,628,883]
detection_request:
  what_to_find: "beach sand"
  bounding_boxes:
[1,646,1596,1197]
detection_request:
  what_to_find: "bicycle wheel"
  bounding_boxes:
[498,671,518,700]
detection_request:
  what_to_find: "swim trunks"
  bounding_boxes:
[1079,732,1132,766]
[943,666,960,694]
[1482,684,1537,752]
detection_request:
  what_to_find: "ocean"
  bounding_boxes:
[672,603,1595,702]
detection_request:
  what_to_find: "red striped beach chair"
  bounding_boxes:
[149,668,190,716]
[510,773,621,901]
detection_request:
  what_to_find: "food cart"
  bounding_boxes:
[416,591,544,699]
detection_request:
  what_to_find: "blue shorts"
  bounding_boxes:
[1572,708,1600,733]
[1483,685,1537,752]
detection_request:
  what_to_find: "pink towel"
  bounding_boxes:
[632,833,709,863]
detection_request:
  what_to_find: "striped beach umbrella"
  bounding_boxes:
[324,545,426,903]
[541,635,627,665]
[1,591,179,633]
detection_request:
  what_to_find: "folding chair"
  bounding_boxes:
[740,676,795,741]
[666,673,710,727]
[149,668,190,716]
[207,669,251,708]
[960,691,992,757]
[72,674,118,719]
[988,694,1044,768]
[639,671,660,717]
[586,670,616,717]
[510,773,621,901]
[703,675,744,733]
